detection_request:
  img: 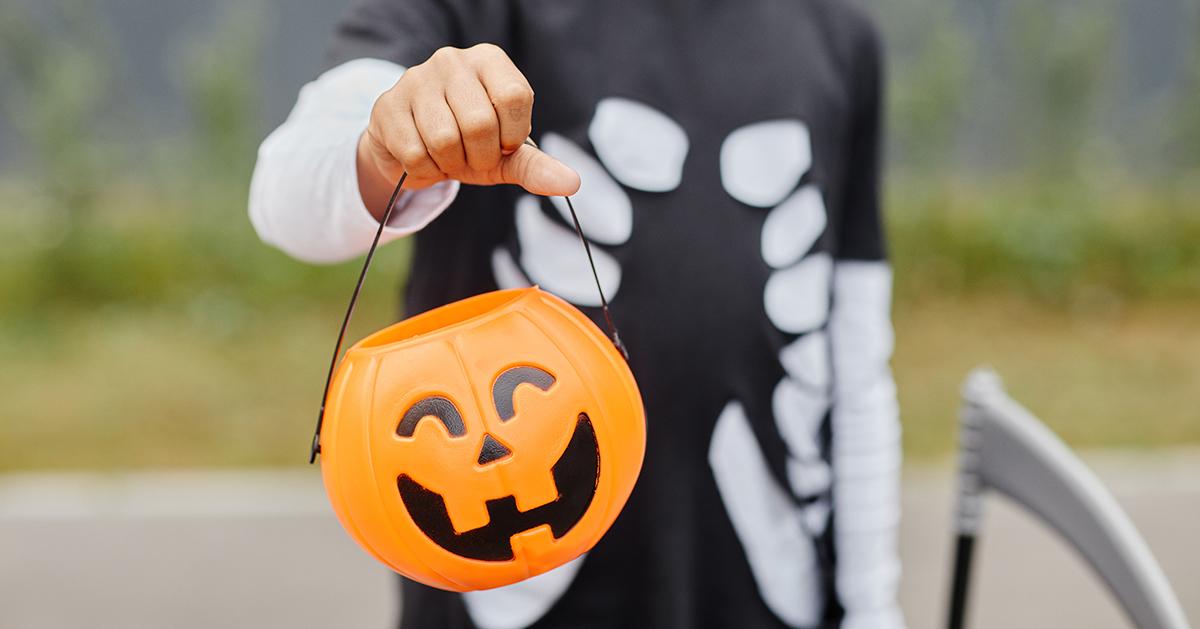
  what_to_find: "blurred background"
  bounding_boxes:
[0,0,1197,627]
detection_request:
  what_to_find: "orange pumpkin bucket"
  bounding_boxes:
[309,164,645,591]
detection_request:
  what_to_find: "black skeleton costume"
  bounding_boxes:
[250,1,902,627]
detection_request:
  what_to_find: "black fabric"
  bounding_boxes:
[328,1,885,627]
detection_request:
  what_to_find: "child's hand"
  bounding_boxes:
[356,43,580,217]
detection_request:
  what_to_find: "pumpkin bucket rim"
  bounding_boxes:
[348,286,543,356]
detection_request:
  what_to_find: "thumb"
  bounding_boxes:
[498,144,581,196]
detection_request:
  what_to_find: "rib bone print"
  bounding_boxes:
[490,98,689,301]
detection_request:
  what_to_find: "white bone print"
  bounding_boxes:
[512,194,622,307]
[761,185,827,269]
[780,331,831,391]
[709,117,837,627]
[763,252,833,334]
[710,401,826,628]
[540,132,634,246]
[493,99,687,308]
[720,119,812,207]
[745,119,835,535]
[588,97,690,192]
[463,555,587,629]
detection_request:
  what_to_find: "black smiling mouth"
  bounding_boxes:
[397,414,600,562]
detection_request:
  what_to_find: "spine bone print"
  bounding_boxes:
[711,118,834,628]
[719,117,903,627]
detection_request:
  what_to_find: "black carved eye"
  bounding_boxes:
[491,366,556,421]
[397,396,467,437]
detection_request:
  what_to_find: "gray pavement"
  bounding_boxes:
[2,453,1197,629]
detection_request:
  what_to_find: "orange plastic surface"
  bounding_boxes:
[320,287,645,591]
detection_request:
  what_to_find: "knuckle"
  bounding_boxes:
[509,155,534,184]
[371,90,400,117]
[429,46,461,64]
[492,83,533,109]
[393,72,423,98]
[373,86,396,108]
[397,64,422,84]
[458,114,495,139]
[407,154,439,175]
[425,130,460,154]
[469,42,504,58]
[395,143,427,166]
[365,128,391,157]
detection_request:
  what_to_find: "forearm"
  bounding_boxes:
[356,130,407,221]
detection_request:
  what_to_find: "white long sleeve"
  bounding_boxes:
[829,261,906,629]
[248,58,459,264]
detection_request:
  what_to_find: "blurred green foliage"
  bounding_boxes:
[0,2,387,316]
[873,0,973,175]
[0,2,116,211]
[0,0,1197,469]
[1006,0,1118,177]
[889,177,1200,304]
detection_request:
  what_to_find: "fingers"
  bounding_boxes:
[412,90,467,175]
[387,104,442,183]
[356,92,441,218]
[497,144,581,196]
[363,44,541,190]
[473,49,534,154]
[444,71,502,172]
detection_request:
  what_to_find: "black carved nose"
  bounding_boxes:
[477,434,512,465]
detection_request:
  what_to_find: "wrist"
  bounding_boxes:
[356,130,403,221]
[356,129,443,220]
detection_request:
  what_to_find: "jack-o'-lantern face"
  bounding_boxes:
[320,288,644,591]
[394,366,599,561]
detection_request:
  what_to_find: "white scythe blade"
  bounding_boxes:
[956,368,1191,629]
